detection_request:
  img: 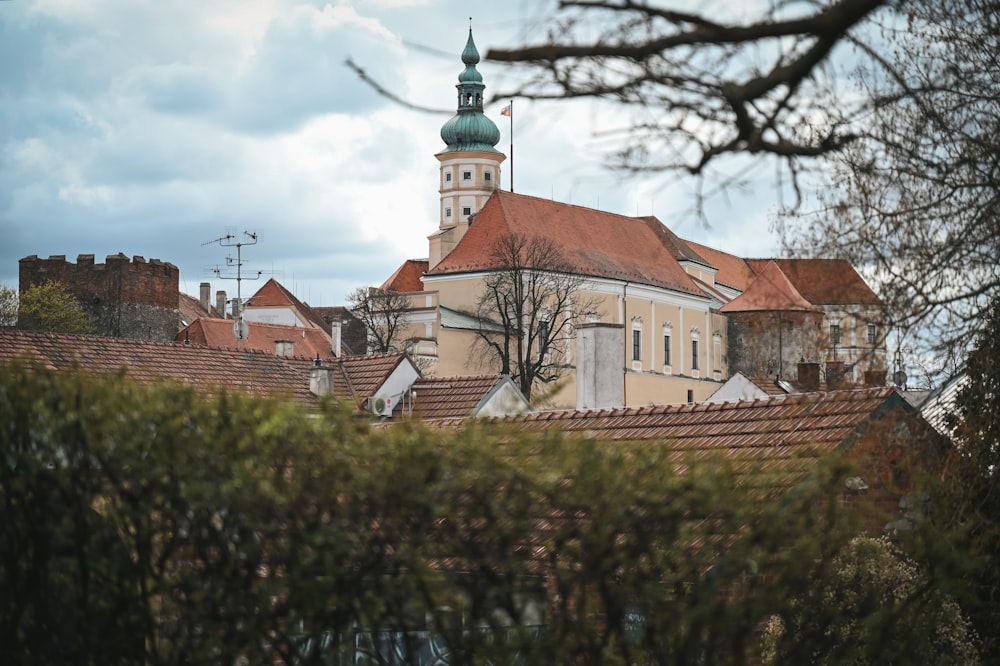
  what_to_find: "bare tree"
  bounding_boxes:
[487,0,888,180]
[346,286,411,354]
[775,0,1000,381]
[472,233,601,400]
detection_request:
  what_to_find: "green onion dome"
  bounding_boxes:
[440,29,501,153]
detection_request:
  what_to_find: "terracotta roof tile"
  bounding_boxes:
[245,278,332,330]
[0,329,316,404]
[409,375,509,419]
[433,388,909,484]
[382,259,429,293]
[284,352,411,403]
[177,318,334,359]
[681,240,758,291]
[719,260,821,313]
[746,259,881,306]
[427,191,704,296]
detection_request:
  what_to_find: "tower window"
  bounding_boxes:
[445,207,452,218]
[462,207,472,216]
[445,172,452,182]
[484,172,491,182]
[463,171,472,180]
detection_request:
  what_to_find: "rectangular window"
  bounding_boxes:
[445,207,452,217]
[632,329,641,361]
[463,171,472,180]
[830,323,841,346]
[663,334,671,366]
[691,340,699,370]
[867,322,877,345]
[484,172,491,181]
[445,172,452,182]
[538,320,550,360]
[462,206,472,216]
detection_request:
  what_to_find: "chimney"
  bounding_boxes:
[310,365,335,397]
[797,361,821,392]
[331,320,342,358]
[231,297,241,321]
[275,339,294,357]
[216,290,227,318]
[575,322,624,410]
[826,361,847,390]
[200,282,211,312]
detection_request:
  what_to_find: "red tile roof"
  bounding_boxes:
[178,292,224,329]
[746,259,881,306]
[427,191,705,297]
[245,278,332,330]
[408,375,513,419]
[681,240,759,291]
[292,352,412,403]
[382,259,429,293]
[434,388,918,484]
[177,318,334,359]
[0,329,316,404]
[719,260,821,313]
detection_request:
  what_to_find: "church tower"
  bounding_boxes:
[429,28,506,269]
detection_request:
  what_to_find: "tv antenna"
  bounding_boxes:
[202,231,263,345]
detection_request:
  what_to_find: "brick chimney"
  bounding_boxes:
[797,361,821,392]
[826,361,847,390]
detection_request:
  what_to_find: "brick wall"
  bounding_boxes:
[19,253,180,341]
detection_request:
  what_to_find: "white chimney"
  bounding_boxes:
[200,282,211,312]
[216,290,227,318]
[331,320,342,358]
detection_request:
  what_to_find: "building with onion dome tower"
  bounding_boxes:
[428,28,506,269]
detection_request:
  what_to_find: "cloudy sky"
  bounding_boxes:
[0,0,786,306]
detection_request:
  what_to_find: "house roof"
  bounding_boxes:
[681,240,758,291]
[408,375,519,419]
[245,278,331,330]
[434,388,918,484]
[310,306,368,356]
[746,259,881,306]
[177,318,334,360]
[178,292,225,329]
[719,260,821,313]
[299,352,412,403]
[382,259,429,293]
[0,329,316,404]
[427,191,705,297]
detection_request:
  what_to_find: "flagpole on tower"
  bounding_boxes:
[501,100,514,193]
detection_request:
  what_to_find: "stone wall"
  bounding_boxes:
[19,253,179,341]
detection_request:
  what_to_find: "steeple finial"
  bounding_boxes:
[439,27,501,153]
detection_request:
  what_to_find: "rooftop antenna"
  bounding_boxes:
[202,231,263,348]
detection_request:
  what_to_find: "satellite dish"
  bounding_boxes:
[893,370,907,388]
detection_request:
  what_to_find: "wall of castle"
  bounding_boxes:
[19,253,179,341]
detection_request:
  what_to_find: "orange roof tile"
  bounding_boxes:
[746,259,881,306]
[245,278,332,330]
[719,260,821,313]
[0,329,316,404]
[681,240,758,291]
[409,375,514,419]
[177,318,334,359]
[427,191,704,296]
[382,259,429,293]
[433,388,920,480]
[286,352,412,404]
